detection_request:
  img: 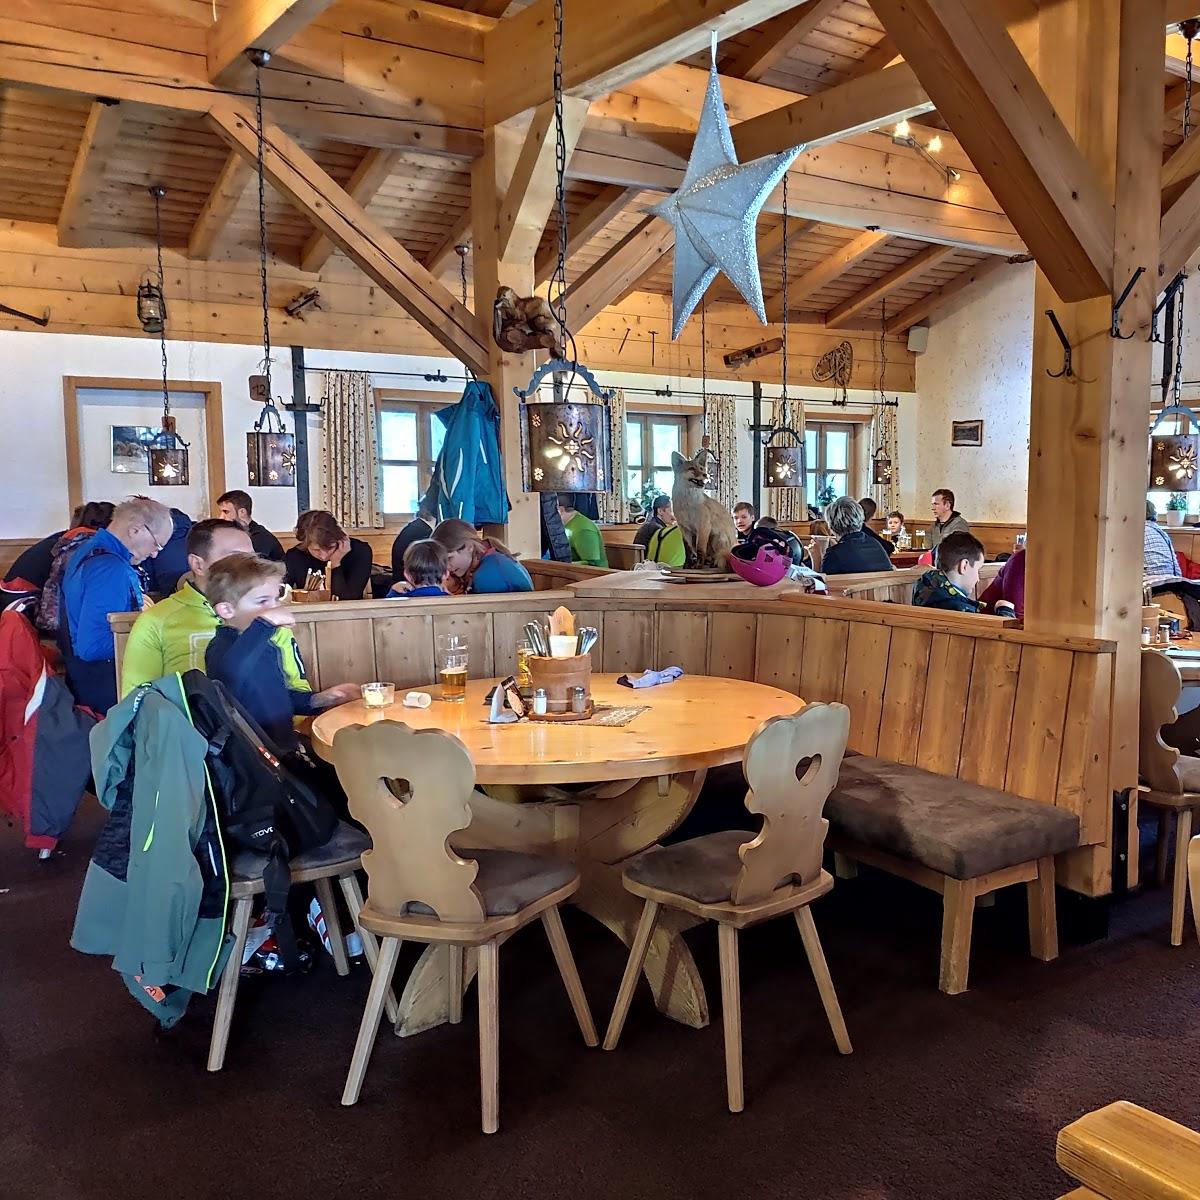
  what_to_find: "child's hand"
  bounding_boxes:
[389,580,413,595]
[259,607,296,627]
[315,683,360,707]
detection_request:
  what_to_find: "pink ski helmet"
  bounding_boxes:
[729,531,791,587]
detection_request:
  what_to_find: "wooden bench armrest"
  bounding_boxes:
[1056,1102,1200,1200]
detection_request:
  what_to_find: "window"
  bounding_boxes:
[625,414,687,503]
[803,421,856,507]
[378,401,446,517]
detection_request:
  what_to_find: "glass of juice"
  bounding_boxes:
[437,634,469,702]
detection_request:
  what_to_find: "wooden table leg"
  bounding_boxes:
[392,770,711,1036]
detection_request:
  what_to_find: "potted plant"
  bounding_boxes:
[816,480,838,509]
[1166,492,1189,527]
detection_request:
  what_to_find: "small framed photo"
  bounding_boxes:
[111,425,157,473]
[951,419,984,447]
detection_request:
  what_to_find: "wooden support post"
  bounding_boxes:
[1025,0,1165,894]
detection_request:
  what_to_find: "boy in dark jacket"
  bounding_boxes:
[204,554,358,750]
[388,539,451,598]
[913,531,986,612]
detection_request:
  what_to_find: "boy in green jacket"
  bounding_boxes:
[556,494,609,567]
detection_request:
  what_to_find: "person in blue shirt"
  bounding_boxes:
[59,496,175,714]
[388,539,451,598]
[431,518,533,594]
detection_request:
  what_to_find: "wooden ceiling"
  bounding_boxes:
[0,0,1194,354]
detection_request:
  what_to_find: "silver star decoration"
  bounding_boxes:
[650,64,805,340]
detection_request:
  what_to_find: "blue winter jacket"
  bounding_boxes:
[471,552,533,593]
[425,381,511,526]
[61,527,143,660]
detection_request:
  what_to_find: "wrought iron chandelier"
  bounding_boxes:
[243,48,296,489]
[145,185,190,487]
[517,0,612,494]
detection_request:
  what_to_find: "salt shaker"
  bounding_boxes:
[532,688,548,716]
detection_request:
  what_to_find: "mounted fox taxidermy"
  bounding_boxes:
[671,450,737,569]
[492,287,564,358]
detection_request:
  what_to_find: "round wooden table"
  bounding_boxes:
[312,673,804,1037]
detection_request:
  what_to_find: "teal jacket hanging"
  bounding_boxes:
[425,380,511,527]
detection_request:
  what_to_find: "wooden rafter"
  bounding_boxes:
[496,99,590,265]
[58,101,123,249]
[1160,173,1200,280]
[483,0,813,125]
[1163,125,1200,191]
[534,186,638,286]
[207,0,339,85]
[300,148,400,275]
[731,62,933,160]
[208,103,488,374]
[844,35,902,81]
[884,255,1013,332]
[1167,3,1200,23]
[826,243,957,328]
[872,0,1115,302]
[424,213,473,281]
[723,0,841,82]
[188,153,255,261]
[764,229,889,322]
[562,216,674,329]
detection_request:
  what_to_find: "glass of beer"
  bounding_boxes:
[516,638,534,689]
[437,633,469,702]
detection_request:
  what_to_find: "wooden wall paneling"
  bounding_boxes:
[707,610,758,679]
[1004,646,1075,804]
[1052,652,1111,845]
[915,633,976,777]
[754,612,806,695]
[601,608,655,673]
[797,617,849,704]
[875,627,933,765]
[373,612,437,689]
[314,617,379,686]
[840,623,892,755]
[958,640,1022,788]
[656,610,710,676]
[432,611,494,678]
[291,619,320,689]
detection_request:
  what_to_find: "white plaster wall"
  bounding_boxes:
[0,329,918,538]
[913,259,1036,524]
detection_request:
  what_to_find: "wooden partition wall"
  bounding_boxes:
[110,585,1117,897]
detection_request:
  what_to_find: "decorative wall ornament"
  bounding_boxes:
[649,46,804,340]
[951,420,984,447]
[812,340,853,405]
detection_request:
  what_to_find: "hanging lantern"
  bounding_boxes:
[1150,404,1200,491]
[524,395,610,493]
[872,447,893,485]
[137,279,166,333]
[145,184,189,488]
[764,427,805,488]
[514,0,613,494]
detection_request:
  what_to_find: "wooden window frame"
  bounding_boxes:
[374,388,454,521]
[624,411,690,500]
[62,375,226,512]
[805,419,861,502]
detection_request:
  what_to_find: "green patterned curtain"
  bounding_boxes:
[320,370,384,529]
[597,389,628,524]
[702,392,739,512]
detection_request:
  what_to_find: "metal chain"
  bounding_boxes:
[457,244,475,380]
[878,300,888,403]
[1174,270,1188,408]
[779,174,789,427]
[153,186,169,419]
[1186,24,1196,140]
[700,298,707,410]
[548,0,575,362]
[254,57,272,400]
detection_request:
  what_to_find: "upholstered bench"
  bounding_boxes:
[825,756,1081,994]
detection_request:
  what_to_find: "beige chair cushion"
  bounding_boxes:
[623,831,753,904]
[404,849,576,918]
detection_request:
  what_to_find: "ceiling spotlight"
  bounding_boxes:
[927,135,942,154]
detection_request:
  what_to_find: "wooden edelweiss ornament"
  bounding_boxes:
[492,287,565,358]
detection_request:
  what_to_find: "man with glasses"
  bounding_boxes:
[60,497,174,713]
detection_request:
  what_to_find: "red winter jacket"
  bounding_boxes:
[0,612,95,850]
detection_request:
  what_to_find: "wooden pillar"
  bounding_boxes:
[1025,0,1164,892]
[472,121,542,556]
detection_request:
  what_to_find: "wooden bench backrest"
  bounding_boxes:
[835,562,1004,604]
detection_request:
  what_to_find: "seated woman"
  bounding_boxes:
[819,497,894,575]
[283,510,373,601]
[979,547,1025,618]
[4,501,113,622]
[430,518,533,593]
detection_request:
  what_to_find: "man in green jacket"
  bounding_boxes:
[120,518,252,697]
[556,493,609,567]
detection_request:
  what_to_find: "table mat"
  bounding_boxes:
[579,704,650,727]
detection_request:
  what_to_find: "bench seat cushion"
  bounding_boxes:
[827,756,1080,880]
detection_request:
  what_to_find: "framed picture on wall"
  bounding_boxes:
[110,425,158,473]
[951,420,984,447]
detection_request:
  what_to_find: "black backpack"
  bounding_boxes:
[180,670,338,940]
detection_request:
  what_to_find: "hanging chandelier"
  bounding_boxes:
[763,178,805,489]
[145,185,190,487]
[517,0,612,494]
[243,48,296,489]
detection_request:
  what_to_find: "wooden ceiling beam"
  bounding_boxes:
[483,0,814,125]
[1162,124,1200,193]
[872,0,1115,302]
[826,242,957,328]
[424,213,473,281]
[209,102,488,374]
[57,101,124,249]
[562,216,674,330]
[884,254,1014,332]
[207,0,339,86]
[496,98,590,265]
[722,0,841,82]
[1161,172,1200,280]
[731,62,934,160]
[1166,4,1200,23]
[299,147,401,275]
[843,35,902,81]
[764,228,889,321]
[188,152,255,260]
[534,186,639,286]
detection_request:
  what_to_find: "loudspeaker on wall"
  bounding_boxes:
[907,325,929,354]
